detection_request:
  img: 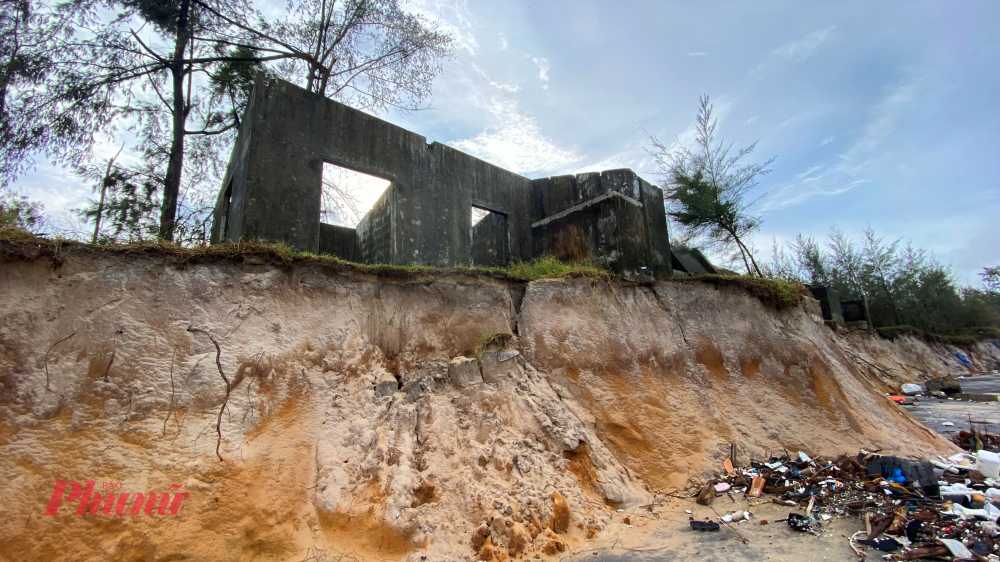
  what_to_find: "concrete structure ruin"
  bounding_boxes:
[210,75,672,276]
[810,286,872,330]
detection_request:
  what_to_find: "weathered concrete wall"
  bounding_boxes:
[471,212,509,268]
[211,76,671,275]
[672,249,718,275]
[211,88,257,244]
[318,224,358,262]
[213,75,534,267]
[530,170,672,276]
[532,192,650,274]
[810,286,846,325]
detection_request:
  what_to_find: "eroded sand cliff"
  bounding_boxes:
[1,244,995,561]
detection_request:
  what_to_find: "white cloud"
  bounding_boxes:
[532,57,550,89]
[686,51,707,57]
[470,62,521,93]
[573,141,658,178]
[820,136,835,146]
[498,31,508,51]
[450,98,580,176]
[405,0,479,54]
[754,26,835,74]
[759,77,921,212]
[770,26,835,63]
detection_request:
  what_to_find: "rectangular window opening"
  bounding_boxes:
[321,162,392,228]
[470,205,509,268]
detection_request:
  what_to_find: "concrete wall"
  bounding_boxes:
[471,212,509,268]
[810,287,846,325]
[530,170,672,276]
[318,224,358,262]
[211,75,671,275]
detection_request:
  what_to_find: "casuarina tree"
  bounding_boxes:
[649,94,775,276]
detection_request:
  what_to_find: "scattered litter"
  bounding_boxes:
[938,538,973,558]
[692,444,1000,557]
[690,521,720,532]
[786,513,814,533]
[857,537,902,551]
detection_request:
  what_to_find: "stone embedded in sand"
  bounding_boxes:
[477,536,500,561]
[549,491,570,534]
[472,523,490,550]
[508,523,529,557]
[376,373,399,396]
[481,350,522,383]
[448,356,483,388]
[542,538,566,555]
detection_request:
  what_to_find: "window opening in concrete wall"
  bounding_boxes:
[321,162,392,227]
[470,205,509,268]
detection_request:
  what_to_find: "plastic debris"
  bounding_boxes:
[786,513,813,533]
[857,537,902,551]
[938,538,973,558]
[690,521,720,532]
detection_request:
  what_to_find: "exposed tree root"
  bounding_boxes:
[187,327,230,461]
[44,331,75,391]
[103,329,123,382]
[163,346,178,436]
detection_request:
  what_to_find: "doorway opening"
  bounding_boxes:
[470,205,509,267]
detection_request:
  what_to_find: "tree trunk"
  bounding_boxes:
[158,0,191,242]
[92,144,124,244]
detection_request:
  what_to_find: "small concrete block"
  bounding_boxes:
[376,373,399,397]
[449,356,483,388]
[481,350,522,383]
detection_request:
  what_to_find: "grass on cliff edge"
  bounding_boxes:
[0,226,807,308]
[0,226,608,281]
[674,274,809,311]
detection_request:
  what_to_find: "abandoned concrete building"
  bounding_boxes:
[210,75,673,276]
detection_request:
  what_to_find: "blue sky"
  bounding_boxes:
[16,0,1000,284]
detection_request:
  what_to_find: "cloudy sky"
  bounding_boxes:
[17,0,1000,283]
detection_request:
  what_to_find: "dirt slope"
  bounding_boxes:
[0,246,967,561]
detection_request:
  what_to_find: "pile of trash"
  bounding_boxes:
[954,428,1000,454]
[689,448,1000,560]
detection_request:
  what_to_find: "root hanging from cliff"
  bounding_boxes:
[187,327,231,461]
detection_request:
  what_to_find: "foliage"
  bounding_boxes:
[77,165,160,243]
[649,94,775,276]
[764,225,1000,335]
[0,187,45,233]
[1,0,453,242]
[983,266,1000,293]
[474,330,512,358]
